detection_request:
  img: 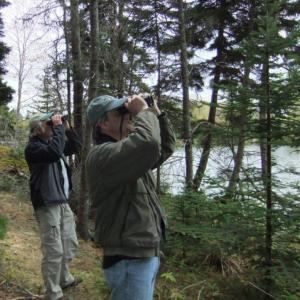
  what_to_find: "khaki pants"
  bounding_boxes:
[36,203,78,300]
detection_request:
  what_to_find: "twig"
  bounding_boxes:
[8,297,42,300]
[197,284,206,300]
[246,281,278,300]
[11,283,40,298]
[180,280,206,293]
[0,279,6,285]
[0,272,42,299]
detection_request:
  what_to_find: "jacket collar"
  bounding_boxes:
[96,133,117,145]
[29,135,49,144]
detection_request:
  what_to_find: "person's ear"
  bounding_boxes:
[36,126,44,136]
[99,118,106,131]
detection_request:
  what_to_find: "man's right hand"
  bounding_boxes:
[125,95,148,116]
[51,114,63,126]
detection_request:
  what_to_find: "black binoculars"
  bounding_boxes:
[116,94,154,116]
[143,94,154,107]
[46,115,68,126]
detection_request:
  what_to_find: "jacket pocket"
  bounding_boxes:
[121,193,160,248]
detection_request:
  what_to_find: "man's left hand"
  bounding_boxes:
[63,119,70,130]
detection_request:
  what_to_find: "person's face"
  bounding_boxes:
[100,109,133,140]
[37,121,53,140]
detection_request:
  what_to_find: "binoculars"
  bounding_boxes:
[117,94,154,116]
[46,115,68,126]
[143,94,154,107]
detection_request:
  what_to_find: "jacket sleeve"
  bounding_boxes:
[86,109,161,186]
[25,125,66,164]
[152,112,176,169]
[64,127,82,156]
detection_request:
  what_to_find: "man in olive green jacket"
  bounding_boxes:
[86,94,175,300]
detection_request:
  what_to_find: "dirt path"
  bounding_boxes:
[0,192,109,300]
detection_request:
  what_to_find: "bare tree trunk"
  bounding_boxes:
[52,39,64,111]
[154,0,162,194]
[260,59,273,298]
[77,0,99,240]
[116,1,124,96]
[193,66,221,191]
[60,0,72,122]
[178,0,193,190]
[70,0,85,238]
[193,0,226,191]
[226,2,258,200]
[70,0,83,156]
[127,40,136,94]
[17,77,23,115]
[12,20,35,115]
[110,0,124,97]
[226,64,251,197]
[59,0,73,167]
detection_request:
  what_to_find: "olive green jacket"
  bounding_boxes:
[86,109,175,257]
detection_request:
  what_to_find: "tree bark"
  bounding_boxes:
[110,0,124,97]
[77,0,100,240]
[261,58,273,299]
[70,0,83,156]
[154,0,162,194]
[192,0,226,191]
[225,64,251,197]
[60,0,72,123]
[178,0,193,190]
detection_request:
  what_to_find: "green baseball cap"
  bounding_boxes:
[29,112,54,132]
[87,95,128,124]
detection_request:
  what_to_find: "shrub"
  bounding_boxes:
[0,215,7,240]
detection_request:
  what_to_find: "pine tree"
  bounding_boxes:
[0,0,14,106]
[235,0,300,296]
[192,0,246,190]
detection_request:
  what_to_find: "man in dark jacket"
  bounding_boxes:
[25,112,82,300]
[86,94,175,300]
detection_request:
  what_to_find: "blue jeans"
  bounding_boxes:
[103,257,160,300]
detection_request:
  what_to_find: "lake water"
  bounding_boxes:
[160,145,300,195]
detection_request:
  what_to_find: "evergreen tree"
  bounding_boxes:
[0,0,14,106]
[32,66,66,114]
[242,1,300,296]
[192,0,248,190]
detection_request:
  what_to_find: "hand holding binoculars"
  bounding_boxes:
[117,94,154,116]
[46,114,68,126]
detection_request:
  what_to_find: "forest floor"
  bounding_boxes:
[0,191,250,300]
[0,192,110,300]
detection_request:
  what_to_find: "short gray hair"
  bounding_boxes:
[29,121,43,138]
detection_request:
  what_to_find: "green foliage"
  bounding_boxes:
[0,106,29,145]
[162,190,300,298]
[0,145,28,196]
[161,272,177,283]
[0,105,16,139]
[159,96,183,138]
[34,66,67,114]
[0,145,28,173]
[164,192,263,259]
[0,215,7,240]
[0,1,14,106]
[0,173,16,192]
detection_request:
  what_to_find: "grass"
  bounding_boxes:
[0,192,110,299]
